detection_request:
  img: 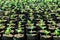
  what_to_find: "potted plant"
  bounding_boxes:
[7,21,15,29]
[40,30,51,40]
[2,27,13,40]
[27,23,38,40]
[38,20,46,34]
[18,21,24,30]
[13,28,24,40]
[26,20,31,28]
[52,28,60,40]
[48,20,56,31]
[7,21,15,27]
[19,14,25,21]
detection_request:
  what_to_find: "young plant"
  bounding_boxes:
[30,16,34,21]
[5,27,11,35]
[7,21,13,27]
[10,14,16,19]
[30,23,34,34]
[19,15,24,21]
[18,21,21,28]
[39,19,46,30]
[27,20,31,26]
[29,12,33,17]
[44,30,50,36]
[16,28,22,34]
[15,21,22,34]
[45,15,49,19]
[30,23,34,30]
[54,28,60,36]
[50,21,56,26]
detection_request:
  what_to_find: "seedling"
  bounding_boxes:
[45,30,50,36]
[16,28,22,34]
[50,21,56,26]
[30,30,33,35]
[40,26,46,30]
[18,21,21,28]
[27,20,31,26]
[30,23,34,30]
[10,14,16,19]
[29,23,34,35]
[30,16,34,21]
[29,12,33,17]
[19,15,24,21]
[7,21,13,27]
[39,19,46,29]
[5,27,11,35]
[54,28,60,36]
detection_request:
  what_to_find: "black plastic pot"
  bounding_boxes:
[13,34,24,40]
[2,34,13,40]
[53,36,60,40]
[0,34,2,40]
[27,34,38,40]
[40,35,52,40]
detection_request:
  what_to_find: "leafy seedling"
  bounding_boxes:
[54,28,60,36]
[5,27,11,35]
[16,28,22,34]
[45,30,50,36]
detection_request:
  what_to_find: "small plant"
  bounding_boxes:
[30,23,34,34]
[10,14,16,19]
[40,26,46,30]
[16,28,22,34]
[54,28,60,36]
[19,15,24,21]
[50,21,56,26]
[16,21,22,34]
[30,16,34,21]
[30,30,33,35]
[29,12,33,17]
[30,23,34,29]
[39,19,46,30]
[27,20,31,26]
[5,27,11,35]
[7,21,13,27]
[44,30,50,36]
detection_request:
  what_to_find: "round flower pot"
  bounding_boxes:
[13,34,24,40]
[40,35,52,40]
[0,34,2,40]
[53,36,60,40]
[48,26,56,32]
[26,34,38,40]
[27,31,36,34]
[2,34,13,40]
[38,30,46,34]
[26,26,36,30]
